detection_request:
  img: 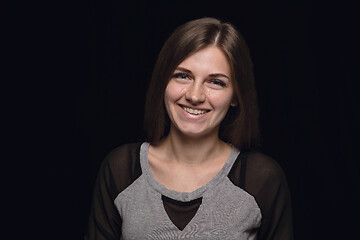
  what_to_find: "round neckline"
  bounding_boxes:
[140,142,240,202]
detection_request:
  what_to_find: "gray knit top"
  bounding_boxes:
[85,142,294,240]
[114,142,260,239]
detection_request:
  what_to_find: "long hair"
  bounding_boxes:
[144,17,259,150]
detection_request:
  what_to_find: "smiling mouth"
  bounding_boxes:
[180,105,210,115]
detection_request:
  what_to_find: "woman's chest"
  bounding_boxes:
[114,175,261,240]
[148,156,226,193]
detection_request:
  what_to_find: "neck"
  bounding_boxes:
[160,126,228,166]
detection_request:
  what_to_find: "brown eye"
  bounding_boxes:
[173,73,190,79]
[209,79,227,87]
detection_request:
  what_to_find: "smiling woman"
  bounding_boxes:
[144,18,259,149]
[85,18,294,240]
[164,46,235,139]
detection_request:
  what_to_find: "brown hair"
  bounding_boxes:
[144,17,259,150]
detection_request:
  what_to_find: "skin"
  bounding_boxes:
[148,46,237,193]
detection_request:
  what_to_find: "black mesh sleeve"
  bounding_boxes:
[85,143,142,240]
[229,152,294,240]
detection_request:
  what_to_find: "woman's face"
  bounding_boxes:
[164,46,236,138]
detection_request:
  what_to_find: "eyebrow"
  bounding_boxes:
[175,67,230,80]
[175,67,192,73]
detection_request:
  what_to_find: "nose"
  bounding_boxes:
[185,83,205,105]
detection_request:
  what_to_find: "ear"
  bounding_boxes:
[230,96,238,107]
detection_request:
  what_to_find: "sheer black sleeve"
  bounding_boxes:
[229,152,294,240]
[85,143,142,240]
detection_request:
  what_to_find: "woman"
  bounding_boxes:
[86,17,293,239]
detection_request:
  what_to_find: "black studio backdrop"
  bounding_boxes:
[43,0,359,239]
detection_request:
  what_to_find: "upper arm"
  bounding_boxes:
[245,153,294,240]
[85,157,122,240]
[85,143,142,240]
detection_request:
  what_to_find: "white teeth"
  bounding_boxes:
[182,107,207,115]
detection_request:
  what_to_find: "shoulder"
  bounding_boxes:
[244,152,288,195]
[230,151,285,183]
[99,142,143,193]
[244,152,294,239]
[104,142,142,167]
[229,151,288,196]
[245,152,285,182]
[240,152,290,207]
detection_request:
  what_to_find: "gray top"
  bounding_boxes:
[114,142,261,239]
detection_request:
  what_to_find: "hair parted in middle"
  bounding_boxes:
[144,17,259,150]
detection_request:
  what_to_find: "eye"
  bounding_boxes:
[209,79,227,87]
[173,72,191,80]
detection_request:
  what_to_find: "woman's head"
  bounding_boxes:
[144,17,259,150]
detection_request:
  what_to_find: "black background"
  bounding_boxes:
[14,0,359,239]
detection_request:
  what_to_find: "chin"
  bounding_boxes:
[174,125,218,139]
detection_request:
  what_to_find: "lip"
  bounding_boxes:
[177,104,211,120]
[178,104,210,112]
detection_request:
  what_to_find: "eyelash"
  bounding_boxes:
[173,72,190,79]
[209,79,227,87]
[172,72,227,87]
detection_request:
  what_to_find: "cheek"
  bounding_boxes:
[164,84,181,117]
[164,82,186,103]
[164,87,175,106]
[163,88,172,115]
[207,91,233,109]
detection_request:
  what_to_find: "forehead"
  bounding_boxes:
[176,46,231,76]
